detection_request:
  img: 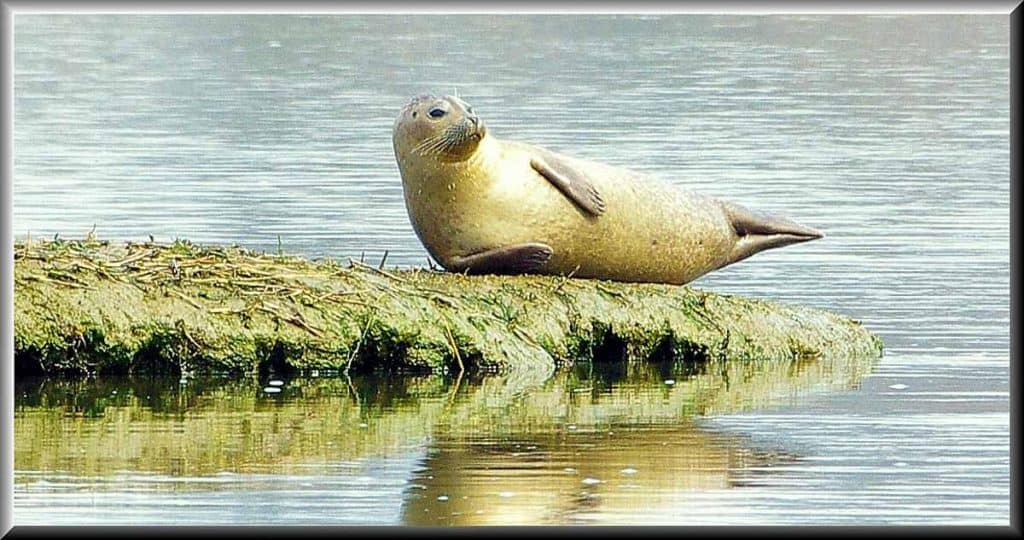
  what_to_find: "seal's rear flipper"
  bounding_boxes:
[722,201,824,267]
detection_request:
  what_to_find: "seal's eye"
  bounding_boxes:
[428,107,447,118]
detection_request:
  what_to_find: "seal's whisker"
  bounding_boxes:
[432,126,466,155]
[439,132,462,153]
[410,118,477,158]
[420,135,450,156]
[413,134,447,156]
[413,133,443,151]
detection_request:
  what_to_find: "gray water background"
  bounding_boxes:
[12,14,1010,525]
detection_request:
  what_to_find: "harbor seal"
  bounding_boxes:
[392,94,823,285]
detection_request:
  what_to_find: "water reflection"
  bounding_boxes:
[14,353,874,524]
[403,424,797,526]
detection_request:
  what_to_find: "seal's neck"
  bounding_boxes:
[425,135,498,177]
[462,135,500,170]
[402,135,501,195]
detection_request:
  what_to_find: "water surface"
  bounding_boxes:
[12,14,1010,525]
[16,356,876,525]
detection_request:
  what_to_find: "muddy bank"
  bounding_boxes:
[14,237,883,377]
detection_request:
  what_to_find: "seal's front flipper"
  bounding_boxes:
[446,243,554,275]
[722,201,824,266]
[530,155,606,217]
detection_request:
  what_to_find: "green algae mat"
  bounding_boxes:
[14,238,883,377]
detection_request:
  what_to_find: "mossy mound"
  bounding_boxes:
[14,237,883,377]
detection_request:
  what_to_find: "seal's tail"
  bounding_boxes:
[720,201,824,267]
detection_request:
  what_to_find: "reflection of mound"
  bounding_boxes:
[14,351,874,489]
[14,374,451,478]
[401,423,799,526]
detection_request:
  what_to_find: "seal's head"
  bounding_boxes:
[393,94,487,163]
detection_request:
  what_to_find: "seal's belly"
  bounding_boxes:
[407,153,736,285]
[546,175,737,284]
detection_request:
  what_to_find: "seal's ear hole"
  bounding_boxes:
[412,111,417,118]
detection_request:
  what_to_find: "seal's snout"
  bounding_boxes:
[464,111,486,139]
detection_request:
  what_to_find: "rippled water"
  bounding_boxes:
[15,356,876,525]
[12,14,1009,525]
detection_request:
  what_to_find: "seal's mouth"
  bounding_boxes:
[471,118,487,140]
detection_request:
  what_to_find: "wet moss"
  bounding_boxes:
[14,238,884,377]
